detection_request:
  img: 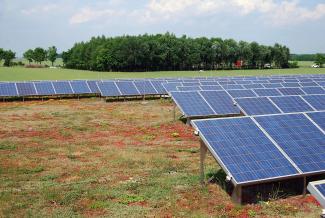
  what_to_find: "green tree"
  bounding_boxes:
[3,50,16,67]
[315,53,325,67]
[47,46,58,66]
[33,47,47,65]
[23,49,34,64]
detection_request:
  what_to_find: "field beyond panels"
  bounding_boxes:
[0,66,325,81]
[0,98,321,217]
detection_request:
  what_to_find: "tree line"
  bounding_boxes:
[23,46,58,66]
[61,33,291,72]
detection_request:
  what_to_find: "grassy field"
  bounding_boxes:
[0,99,321,217]
[0,66,325,81]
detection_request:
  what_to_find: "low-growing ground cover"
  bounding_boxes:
[0,98,321,217]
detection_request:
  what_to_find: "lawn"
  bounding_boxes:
[0,66,325,81]
[0,99,321,217]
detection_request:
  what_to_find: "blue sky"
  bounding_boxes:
[1,0,325,56]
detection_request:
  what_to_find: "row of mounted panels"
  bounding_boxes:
[192,112,325,186]
[308,180,325,208]
[1,74,325,97]
[0,80,168,97]
[170,90,325,117]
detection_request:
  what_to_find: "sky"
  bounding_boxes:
[1,0,325,56]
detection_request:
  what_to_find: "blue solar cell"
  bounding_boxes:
[227,89,257,98]
[278,88,305,96]
[52,81,74,95]
[302,95,325,110]
[270,96,314,113]
[263,83,283,88]
[284,79,298,83]
[301,87,325,95]
[281,83,301,88]
[170,91,215,117]
[0,83,18,97]
[177,86,202,91]
[255,114,325,173]
[253,88,282,97]
[97,82,121,97]
[134,81,158,95]
[317,81,325,86]
[192,117,299,184]
[200,85,223,91]
[218,81,236,85]
[306,112,325,131]
[200,91,241,115]
[200,81,220,86]
[300,82,318,87]
[70,81,92,94]
[235,97,282,115]
[182,82,200,86]
[316,184,325,197]
[222,84,245,90]
[162,82,182,92]
[16,82,37,96]
[150,80,167,94]
[269,79,283,83]
[115,81,140,96]
[86,81,100,93]
[34,82,55,95]
[235,80,253,85]
[243,84,264,89]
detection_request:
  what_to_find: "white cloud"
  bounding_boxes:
[67,0,325,26]
[21,3,58,15]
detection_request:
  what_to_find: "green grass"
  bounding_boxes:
[0,65,325,81]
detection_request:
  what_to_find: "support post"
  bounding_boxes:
[232,185,242,205]
[200,140,208,185]
[186,118,191,125]
[173,103,176,121]
[303,176,307,196]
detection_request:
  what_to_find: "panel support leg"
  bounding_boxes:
[200,140,208,185]
[232,185,242,205]
[173,103,176,121]
[303,176,307,196]
[186,118,191,125]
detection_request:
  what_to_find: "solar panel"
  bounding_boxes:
[306,112,325,131]
[134,81,158,95]
[200,85,223,91]
[34,82,56,95]
[255,114,325,173]
[0,83,18,97]
[16,82,37,96]
[150,80,167,94]
[218,81,236,85]
[263,83,283,88]
[278,88,305,96]
[270,96,314,113]
[281,83,301,88]
[222,84,244,90]
[253,88,282,97]
[227,89,257,98]
[235,80,252,85]
[307,180,325,208]
[115,81,140,96]
[52,81,74,95]
[192,117,299,184]
[162,82,182,93]
[86,81,100,93]
[182,82,200,86]
[301,87,325,95]
[170,91,215,117]
[200,81,220,86]
[70,81,92,94]
[299,82,318,87]
[97,82,121,97]
[200,91,240,115]
[235,97,282,115]
[302,95,325,111]
[177,86,202,91]
[243,84,264,89]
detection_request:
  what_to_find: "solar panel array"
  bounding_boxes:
[1,74,325,98]
[192,112,325,185]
